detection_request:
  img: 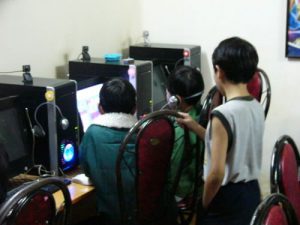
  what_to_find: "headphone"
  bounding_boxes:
[161,90,204,110]
[33,102,69,137]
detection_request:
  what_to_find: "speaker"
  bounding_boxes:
[0,75,79,175]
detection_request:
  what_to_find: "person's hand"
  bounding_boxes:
[176,112,198,132]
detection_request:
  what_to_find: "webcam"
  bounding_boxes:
[22,65,33,84]
[81,46,91,62]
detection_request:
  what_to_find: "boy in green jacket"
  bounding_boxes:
[80,78,137,225]
[167,66,205,201]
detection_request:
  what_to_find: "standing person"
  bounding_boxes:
[177,37,264,225]
[79,78,137,225]
[166,66,205,202]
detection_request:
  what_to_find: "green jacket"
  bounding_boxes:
[79,113,137,224]
[169,106,204,198]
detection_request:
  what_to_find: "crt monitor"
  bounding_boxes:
[0,95,32,178]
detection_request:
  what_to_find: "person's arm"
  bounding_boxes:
[202,116,228,209]
[176,112,206,139]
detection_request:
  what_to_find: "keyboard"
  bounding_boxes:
[6,177,72,199]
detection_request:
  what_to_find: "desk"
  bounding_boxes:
[53,169,97,224]
[11,170,97,225]
[54,182,97,224]
[53,182,95,208]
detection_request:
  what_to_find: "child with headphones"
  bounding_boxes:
[166,65,205,203]
[79,78,137,225]
[177,37,264,225]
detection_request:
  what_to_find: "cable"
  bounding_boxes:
[34,101,69,135]
[77,53,82,60]
[0,70,22,73]
[25,108,36,165]
[174,58,184,70]
[25,107,57,176]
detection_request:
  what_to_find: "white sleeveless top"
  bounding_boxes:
[204,96,265,185]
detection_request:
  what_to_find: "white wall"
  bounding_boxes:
[140,0,300,195]
[2,0,300,195]
[0,0,142,78]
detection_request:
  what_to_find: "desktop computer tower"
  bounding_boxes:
[129,43,201,110]
[69,58,153,118]
[0,75,79,175]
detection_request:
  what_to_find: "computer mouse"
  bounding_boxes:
[71,173,93,186]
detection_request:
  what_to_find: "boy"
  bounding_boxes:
[177,37,264,225]
[79,78,137,225]
[166,66,205,201]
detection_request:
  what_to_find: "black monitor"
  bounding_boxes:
[0,95,32,178]
[69,58,153,120]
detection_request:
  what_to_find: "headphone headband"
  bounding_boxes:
[184,91,203,100]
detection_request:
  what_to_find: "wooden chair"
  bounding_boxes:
[0,177,71,225]
[250,193,298,225]
[116,110,199,225]
[270,135,300,223]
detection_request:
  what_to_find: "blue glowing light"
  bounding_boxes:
[63,143,75,162]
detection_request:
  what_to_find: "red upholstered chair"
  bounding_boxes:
[116,110,190,225]
[247,68,271,118]
[270,135,300,224]
[199,68,271,128]
[198,86,224,128]
[0,177,71,225]
[250,193,298,225]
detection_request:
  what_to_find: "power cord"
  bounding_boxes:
[0,70,22,73]
[24,107,57,177]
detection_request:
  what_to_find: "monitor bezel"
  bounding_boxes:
[0,95,33,178]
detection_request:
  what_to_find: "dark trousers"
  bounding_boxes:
[198,180,261,225]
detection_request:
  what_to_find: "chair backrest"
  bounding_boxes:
[198,86,224,128]
[116,110,185,225]
[0,177,71,225]
[199,68,271,128]
[247,68,271,118]
[270,135,300,223]
[250,193,298,225]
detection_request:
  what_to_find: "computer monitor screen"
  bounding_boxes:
[152,64,168,110]
[0,95,32,178]
[77,83,103,132]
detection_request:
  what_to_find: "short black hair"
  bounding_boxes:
[167,66,204,105]
[100,78,136,114]
[212,37,259,83]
